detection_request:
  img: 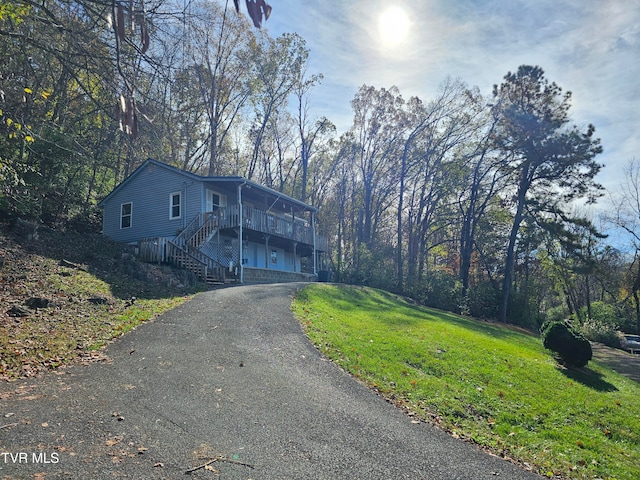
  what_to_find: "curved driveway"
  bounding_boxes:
[1,284,543,479]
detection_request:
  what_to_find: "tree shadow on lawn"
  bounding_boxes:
[326,285,539,342]
[558,364,618,392]
[323,286,430,323]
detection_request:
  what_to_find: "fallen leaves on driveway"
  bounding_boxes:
[1,226,204,381]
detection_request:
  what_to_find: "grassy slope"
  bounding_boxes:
[293,284,640,480]
[0,225,206,380]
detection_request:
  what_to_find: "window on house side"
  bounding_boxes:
[211,193,220,211]
[170,192,181,219]
[206,190,226,212]
[121,202,132,229]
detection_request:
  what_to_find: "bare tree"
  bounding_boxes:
[401,80,482,286]
[246,33,309,180]
[607,158,640,332]
[182,0,255,175]
[456,104,509,298]
[396,80,486,290]
[350,85,407,250]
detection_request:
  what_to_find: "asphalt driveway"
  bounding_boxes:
[1,283,543,479]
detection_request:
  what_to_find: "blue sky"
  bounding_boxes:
[259,0,639,201]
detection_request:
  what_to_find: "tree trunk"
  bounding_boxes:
[396,152,407,292]
[459,205,474,295]
[634,289,640,334]
[499,168,529,323]
[633,260,640,333]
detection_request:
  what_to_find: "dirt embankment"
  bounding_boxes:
[1,221,203,380]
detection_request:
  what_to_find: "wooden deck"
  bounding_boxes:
[216,206,328,251]
[137,206,327,283]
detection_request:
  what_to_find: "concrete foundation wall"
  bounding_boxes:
[242,267,317,284]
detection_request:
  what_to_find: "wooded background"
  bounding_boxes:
[2,0,639,336]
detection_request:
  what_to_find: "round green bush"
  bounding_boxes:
[541,320,592,368]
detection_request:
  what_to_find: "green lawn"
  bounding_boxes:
[292,284,640,480]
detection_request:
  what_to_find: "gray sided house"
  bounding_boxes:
[98,159,328,284]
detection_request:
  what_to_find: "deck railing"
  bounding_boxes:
[138,205,328,282]
[172,212,202,248]
[217,205,327,251]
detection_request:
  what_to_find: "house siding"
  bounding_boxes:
[99,159,324,281]
[246,243,299,272]
[102,163,203,243]
[201,182,238,209]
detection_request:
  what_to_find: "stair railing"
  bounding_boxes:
[188,212,219,249]
[168,211,228,283]
[173,213,203,249]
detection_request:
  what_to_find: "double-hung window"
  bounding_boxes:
[206,190,226,212]
[170,192,181,220]
[120,202,132,229]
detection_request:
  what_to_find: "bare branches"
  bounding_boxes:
[185,454,254,474]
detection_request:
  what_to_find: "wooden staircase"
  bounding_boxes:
[168,213,234,284]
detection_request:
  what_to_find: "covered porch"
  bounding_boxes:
[213,204,328,280]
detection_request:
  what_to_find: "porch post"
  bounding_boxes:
[264,235,270,269]
[312,211,317,276]
[293,241,298,273]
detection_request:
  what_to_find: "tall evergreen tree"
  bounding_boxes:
[492,65,603,323]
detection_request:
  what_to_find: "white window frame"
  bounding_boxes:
[120,202,132,229]
[206,189,227,212]
[169,192,182,220]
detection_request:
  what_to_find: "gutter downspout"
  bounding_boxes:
[182,182,188,230]
[312,210,317,276]
[238,181,247,283]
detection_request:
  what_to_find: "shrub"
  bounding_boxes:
[616,300,638,334]
[467,282,500,320]
[345,244,398,291]
[580,318,620,348]
[582,302,617,324]
[508,291,546,330]
[541,320,592,368]
[545,305,569,323]
[409,271,462,313]
[66,209,103,234]
[578,302,632,347]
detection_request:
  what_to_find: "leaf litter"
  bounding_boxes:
[1,224,205,381]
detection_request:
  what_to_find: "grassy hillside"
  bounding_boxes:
[0,222,206,380]
[293,284,640,480]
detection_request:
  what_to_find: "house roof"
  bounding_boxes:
[97,158,317,212]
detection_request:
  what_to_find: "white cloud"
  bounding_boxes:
[264,0,639,195]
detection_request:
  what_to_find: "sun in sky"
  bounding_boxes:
[377,5,411,50]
